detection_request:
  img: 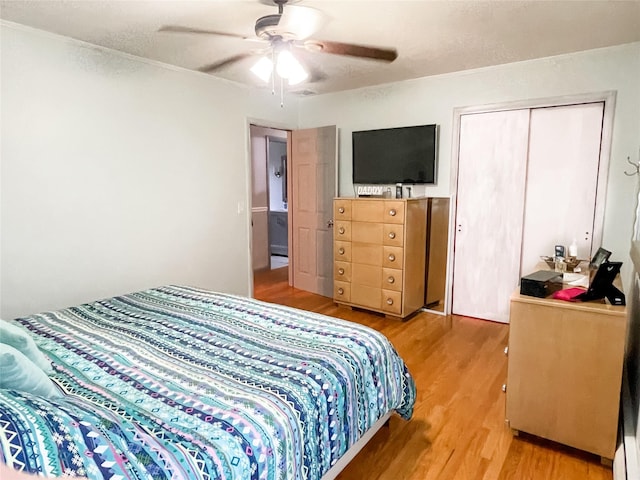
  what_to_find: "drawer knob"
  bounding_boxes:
[337,288,344,295]
[338,227,345,234]
[388,253,396,262]
[386,298,394,305]
[389,209,396,216]
[504,346,509,356]
[502,384,507,393]
[387,276,395,284]
[338,247,345,255]
[338,268,345,275]
[338,207,345,214]
[388,232,396,239]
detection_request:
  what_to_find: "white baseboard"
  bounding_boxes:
[614,423,626,480]
[617,369,639,480]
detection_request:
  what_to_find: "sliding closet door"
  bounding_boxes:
[519,103,604,276]
[452,110,530,323]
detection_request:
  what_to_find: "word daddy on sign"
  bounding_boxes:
[356,185,385,196]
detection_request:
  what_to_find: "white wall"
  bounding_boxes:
[250,127,287,212]
[0,22,297,319]
[2,20,638,318]
[298,42,640,292]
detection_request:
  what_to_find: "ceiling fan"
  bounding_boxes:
[158,0,398,86]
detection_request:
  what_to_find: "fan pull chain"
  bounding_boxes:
[270,49,275,96]
[280,76,284,108]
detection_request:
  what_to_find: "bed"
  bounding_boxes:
[0,285,416,480]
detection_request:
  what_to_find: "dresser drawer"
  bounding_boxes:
[352,243,383,266]
[334,261,351,282]
[334,281,351,302]
[383,224,404,246]
[334,221,352,241]
[351,284,382,310]
[352,200,384,222]
[381,289,402,315]
[334,199,352,220]
[352,221,383,244]
[383,246,404,268]
[382,267,403,292]
[334,241,352,262]
[352,264,382,288]
[384,201,405,224]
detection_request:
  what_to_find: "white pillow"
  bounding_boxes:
[0,319,53,374]
[0,343,61,399]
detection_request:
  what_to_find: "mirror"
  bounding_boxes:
[267,136,287,204]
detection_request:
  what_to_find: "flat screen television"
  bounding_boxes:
[352,124,438,184]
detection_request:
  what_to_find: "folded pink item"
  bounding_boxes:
[552,287,587,301]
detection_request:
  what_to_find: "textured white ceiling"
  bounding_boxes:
[1,0,639,95]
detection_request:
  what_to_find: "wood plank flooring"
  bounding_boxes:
[253,267,613,480]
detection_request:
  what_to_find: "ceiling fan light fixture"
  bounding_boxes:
[250,56,273,83]
[276,50,307,85]
[287,62,309,85]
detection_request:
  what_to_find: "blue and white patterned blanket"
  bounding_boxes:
[1,285,415,480]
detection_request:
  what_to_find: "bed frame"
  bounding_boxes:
[321,411,392,480]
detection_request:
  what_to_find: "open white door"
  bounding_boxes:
[289,126,337,297]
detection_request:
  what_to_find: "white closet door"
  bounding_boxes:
[453,110,530,323]
[520,103,604,276]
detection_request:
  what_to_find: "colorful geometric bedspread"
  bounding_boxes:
[0,285,416,480]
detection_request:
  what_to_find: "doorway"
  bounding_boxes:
[250,124,338,298]
[250,125,289,276]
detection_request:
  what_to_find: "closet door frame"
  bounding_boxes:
[446,91,616,317]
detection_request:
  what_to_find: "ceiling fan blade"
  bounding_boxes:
[199,53,255,73]
[159,25,250,40]
[278,5,327,40]
[302,39,398,62]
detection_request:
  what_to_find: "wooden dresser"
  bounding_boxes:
[333,197,427,318]
[506,288,627,461]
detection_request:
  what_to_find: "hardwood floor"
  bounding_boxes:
[253,267,613,480]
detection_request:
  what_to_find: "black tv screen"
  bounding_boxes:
[352,124,438,184]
